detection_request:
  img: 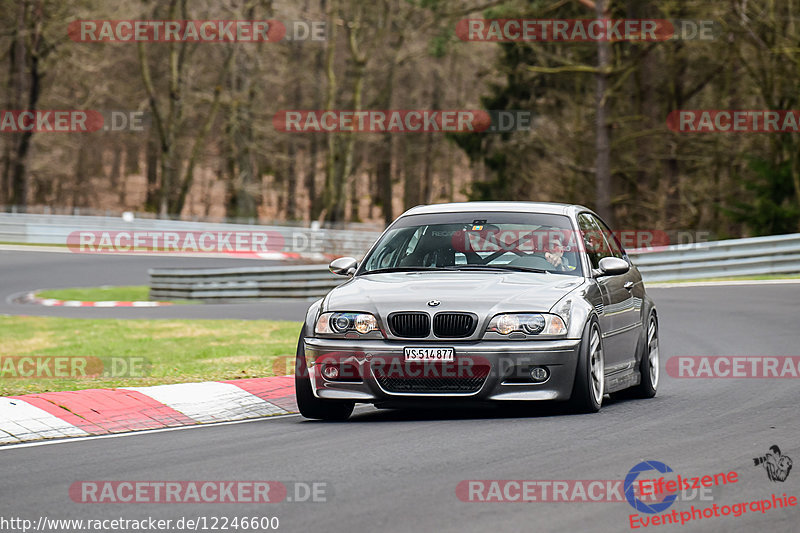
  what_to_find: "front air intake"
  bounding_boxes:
[432,313,477,338]
[388,312,430,338]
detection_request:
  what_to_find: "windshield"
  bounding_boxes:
[359,212,583,277]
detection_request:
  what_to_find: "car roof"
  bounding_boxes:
[400,201,590,218]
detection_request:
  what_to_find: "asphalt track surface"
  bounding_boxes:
[1,249,799,532]
[0,249,314,320]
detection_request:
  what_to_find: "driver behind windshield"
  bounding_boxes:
[544,234,577,272]
[360,215,584,277]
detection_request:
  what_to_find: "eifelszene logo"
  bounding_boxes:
[625,461,678,514]
[624,460,737,515]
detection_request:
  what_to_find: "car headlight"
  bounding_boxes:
[315,312,379,335]
[487,313,567,336]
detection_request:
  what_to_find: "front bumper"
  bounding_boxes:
[303,337,582,402]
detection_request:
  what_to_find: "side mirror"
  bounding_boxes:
[597,256,630,276]
[329,257,358,277]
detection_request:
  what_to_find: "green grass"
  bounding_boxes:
[35,285,197,305]
[649,273,800,285]
[0,316,302,396]
[0,241,69,247]
[37,285,152,302]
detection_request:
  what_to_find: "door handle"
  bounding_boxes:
[623,281,634,291]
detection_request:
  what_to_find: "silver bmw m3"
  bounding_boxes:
[295,202,659,420]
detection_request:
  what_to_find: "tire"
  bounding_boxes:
[630,312,659,398]
[295,329,354,421]
[569,318,604,413]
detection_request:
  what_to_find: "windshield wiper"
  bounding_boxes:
[361,267,443,274]
[363,265,551,274]
[441,264,550,274]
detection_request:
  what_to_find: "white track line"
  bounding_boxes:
[0,412,303,451]
[649,279,800,288]
[0,244,290,260]
[0,245,74,254]
[0,404,378,451]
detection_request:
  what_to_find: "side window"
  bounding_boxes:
[393,226,426,266]
[405,226,424,255]
[594,216,625,260]
[577,214,612,269]
[364,227,420,270]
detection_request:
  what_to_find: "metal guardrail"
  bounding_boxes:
[4,212,798,295]
[0,212,381,258]
[0,204,385,232]
[629,233,800,282]
[149,264,345,300]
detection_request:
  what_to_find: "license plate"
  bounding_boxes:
[404,347,455,362]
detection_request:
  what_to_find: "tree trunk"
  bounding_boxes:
[137,0,185,216]
[308,134,320,220]
[321,0,341,222]
[344,23,366,222]
[594,0,612,223]
[9,0,44,209]
[145,133,159,212]
[664,38,686,229]
[375,62,396,223]
[110,143,122,189]
[286,39,303,220]
[421,69,442,205]
[174,48,233,215]
[286,143,297,221]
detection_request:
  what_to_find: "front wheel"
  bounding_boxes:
[630,312,659,398]
[569,319,604,413]
[295,330,354,421]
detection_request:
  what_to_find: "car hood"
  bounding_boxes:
[323,271,586,317]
